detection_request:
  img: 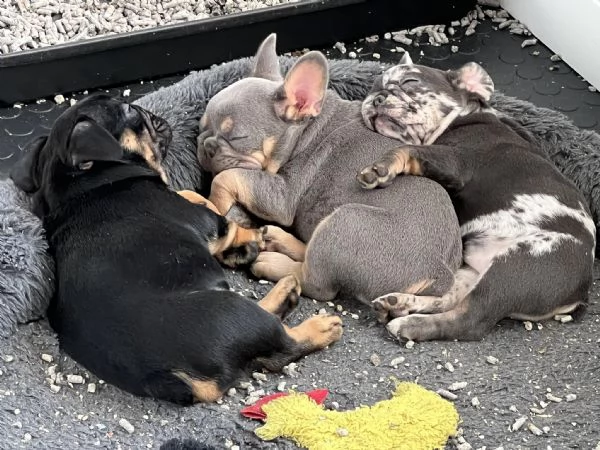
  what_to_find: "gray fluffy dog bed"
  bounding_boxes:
[1,56,600,449]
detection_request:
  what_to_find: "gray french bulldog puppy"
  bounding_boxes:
[197,34,462,314]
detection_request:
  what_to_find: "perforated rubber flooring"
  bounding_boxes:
[1,19,599,180]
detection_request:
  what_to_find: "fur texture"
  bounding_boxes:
[0,179,54,337]
[2,57,600,338]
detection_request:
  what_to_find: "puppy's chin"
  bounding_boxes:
[371,114,406,141]
[361,104,377,131]
[205,152,264,175]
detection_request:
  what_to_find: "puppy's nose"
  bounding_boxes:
[203,136,219,157]
[373,94,387,107]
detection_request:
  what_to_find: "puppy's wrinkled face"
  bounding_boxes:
[198,78,288,175]
[198,34,329,176]
[362,62,494,144]
[10,93,172,215]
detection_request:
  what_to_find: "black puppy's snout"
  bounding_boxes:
[373,94,387,107]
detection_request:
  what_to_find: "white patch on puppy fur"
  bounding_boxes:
[461,194,595,274]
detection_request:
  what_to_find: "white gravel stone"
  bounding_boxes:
[405,340,415,349]
[436,389,458,401]
[527,422,543,436]
[546,392,562,403]
[390,356,405,367]
[119,418,135,434]
[41,353,54,363]
[252,372,267,382]
[66,374,84,384]
[511,416,527,432]
[566,393,577,402]
[486,355,499,365]
[87,383,96,393]
[444,362,455,372]
[0,0,298,54]
[448,381,467,391]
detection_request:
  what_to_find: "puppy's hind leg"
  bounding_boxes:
[257,274,301,320]
[372,266,479,322]
[257,314,343,372]
[177,190,221,215]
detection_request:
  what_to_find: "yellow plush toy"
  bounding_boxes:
[255,382,459,450]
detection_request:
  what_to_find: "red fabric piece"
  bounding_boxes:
[240,389,329,421]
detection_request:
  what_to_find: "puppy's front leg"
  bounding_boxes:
[177,190,221,215]
[357,144,468,192]
[209,168,297,227]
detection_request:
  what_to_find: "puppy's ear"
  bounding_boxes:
[250,33,283,82]
[66,120,123,168]
[10,136,47,193]
[276,51,329,121]
[399,51,413,65]
[448,62,495,102]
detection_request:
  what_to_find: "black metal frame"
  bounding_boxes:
[0,0,474,105]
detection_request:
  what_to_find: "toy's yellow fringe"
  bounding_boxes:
[255,382,459,450]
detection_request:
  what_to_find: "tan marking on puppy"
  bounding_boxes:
[250,136,280,173]
[285,314,343,350]
[208,221,264,256]
[257,274,301,316]
[219,116,234,133]
[199,114,209,131]
[209,170,254,216]
[262,225,306,261]
[119,128,169,184]
[404,279,434,295]
[177,190,221,215]
[251,251,302,282]
[173,372,222,403]
[391,148,422,176]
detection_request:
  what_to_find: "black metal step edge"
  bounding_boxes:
[0,0,475,105]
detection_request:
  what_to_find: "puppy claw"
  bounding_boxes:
[372,293,414,323]
[308,314,344,348]
[386,316,415,341]
[357,163,396,189]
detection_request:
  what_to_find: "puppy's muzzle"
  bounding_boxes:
[132,105,173,159]
[197,132,263,174]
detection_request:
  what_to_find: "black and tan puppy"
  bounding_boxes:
[10,93,342,405]
[357,58,596,341]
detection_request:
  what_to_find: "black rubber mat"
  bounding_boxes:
[1,19,599,180]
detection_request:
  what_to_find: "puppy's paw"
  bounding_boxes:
[251,252,301,282]
[260,225,285,253]
[387,314,437,342]
[303,314,344,349]
[219,241,260,268]
[356,162,396,189]
[386,316,419,341]
[277,274,302,318]
[372,293,415,323]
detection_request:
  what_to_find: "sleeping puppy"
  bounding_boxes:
[356,57,596,341]
[10,93,342,405]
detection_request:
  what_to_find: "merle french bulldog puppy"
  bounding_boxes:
[197,34,463,311]
[357,55,596,341]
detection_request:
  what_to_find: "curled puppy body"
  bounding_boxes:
[10,93,342,405]
[358,56,596,341]
[197,35,463,312]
